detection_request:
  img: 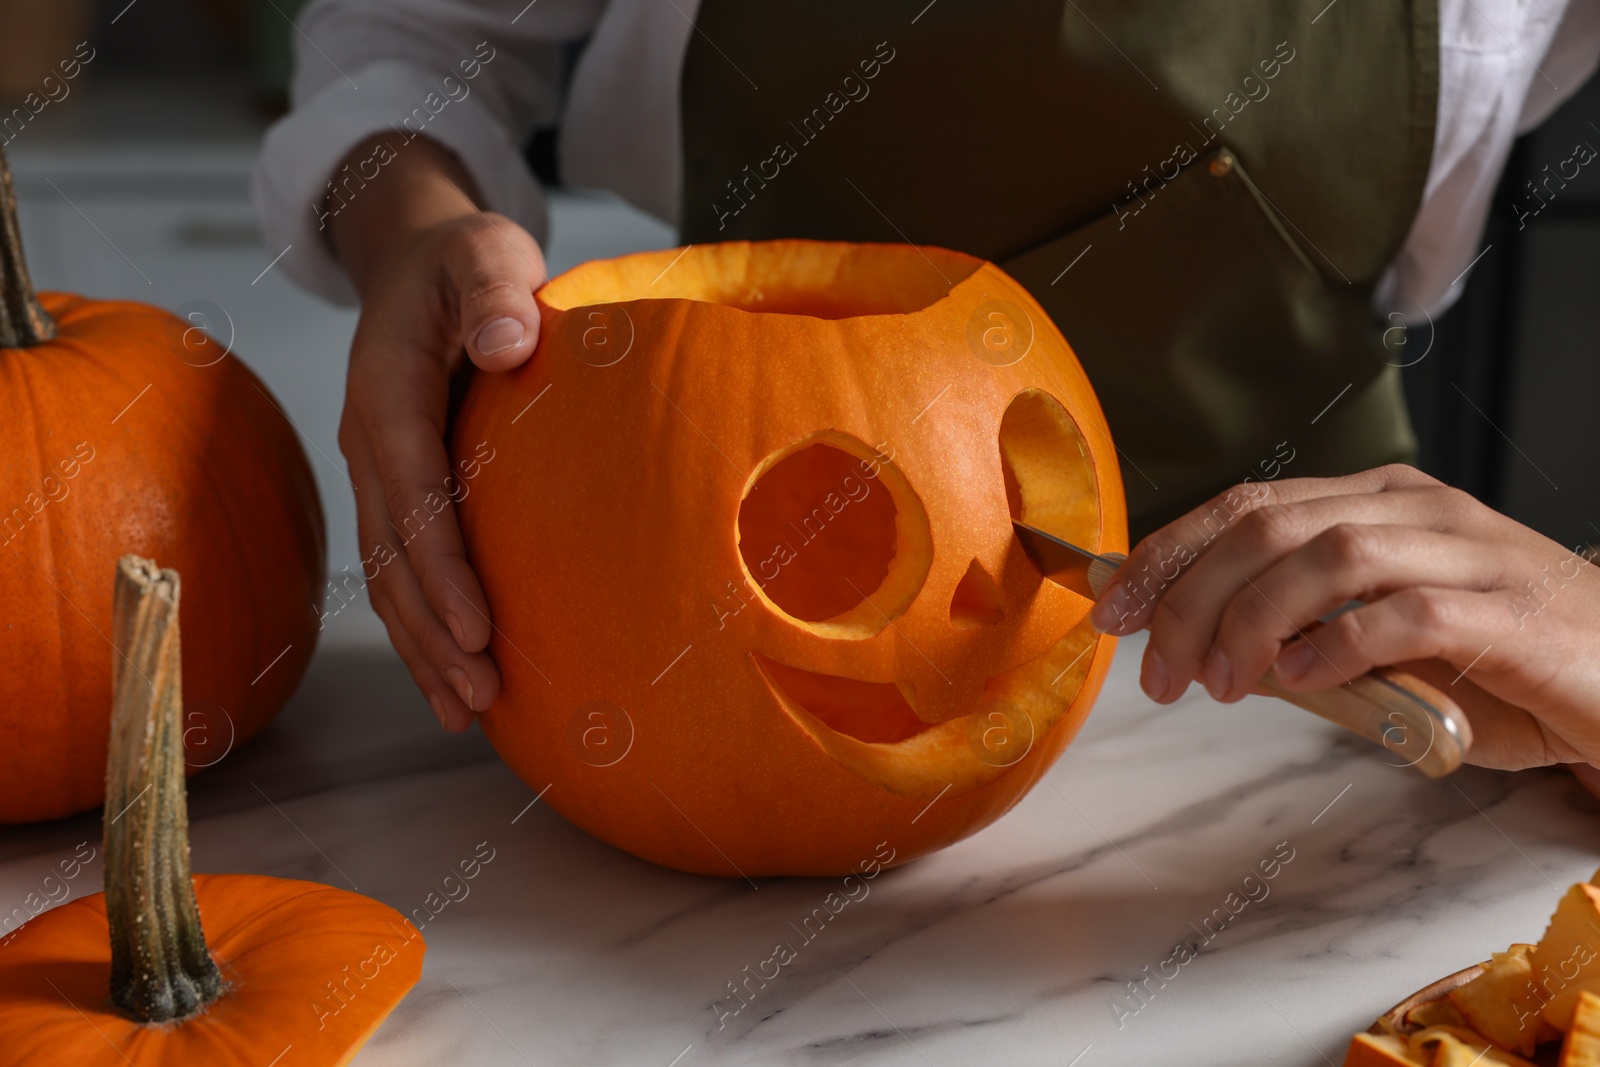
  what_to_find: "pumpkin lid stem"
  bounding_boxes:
[0,144,56,349]
[104,555,226,1024]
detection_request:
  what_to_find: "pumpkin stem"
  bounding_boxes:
[104,556,226,1023]
[0,144,56,348]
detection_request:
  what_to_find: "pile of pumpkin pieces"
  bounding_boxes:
[1345,871,1600,1066]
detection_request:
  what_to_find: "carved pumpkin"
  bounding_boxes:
[452,240,1126,876]
[0,558,421,1065]
[0,147,324,822]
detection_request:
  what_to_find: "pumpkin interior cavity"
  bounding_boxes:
[751,653,933,744]
[539,240,981,319]
[737,432,932,638]
[738,443,895,622]
[999,390,1101,553]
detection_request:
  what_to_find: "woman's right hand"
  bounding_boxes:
[328,134,547,731]
[1090,466,1600,775]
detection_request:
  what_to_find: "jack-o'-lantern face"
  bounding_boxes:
[452,241,1126,877]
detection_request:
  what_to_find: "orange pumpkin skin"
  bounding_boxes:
[0,874,424,1066]
[0,294,325,822]
[452,241,1127,876]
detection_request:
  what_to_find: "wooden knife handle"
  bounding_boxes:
[1254,666,1472,778]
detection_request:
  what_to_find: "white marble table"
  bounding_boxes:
[2,611,1595,1067]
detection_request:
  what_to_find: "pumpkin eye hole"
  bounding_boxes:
[737,432,933,638]
[998,389,1101,552]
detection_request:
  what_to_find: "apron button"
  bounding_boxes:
[1208,152,1235,177]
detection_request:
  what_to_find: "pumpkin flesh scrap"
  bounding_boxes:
[1412,1027,1537,1065]
[1446,944,1551,1056]
[1534,883,1600,1032]
[1341,1032,1426,1066]
[1563,991,1600,1066]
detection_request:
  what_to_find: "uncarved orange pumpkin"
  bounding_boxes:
[452,240,1126,876]
[0,149,324,822]
[0,557,420,1066]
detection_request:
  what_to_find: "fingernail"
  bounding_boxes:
[475,316,526,356]
[1140,648,1170,702]
[444,611,467,649]
[446,665,475,711]
[1091,582,1131,633]
[1202,649,1233,700]
[1276,642,1316,683]
[427,692,446,726]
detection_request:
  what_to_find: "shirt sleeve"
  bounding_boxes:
[251,0,607,305]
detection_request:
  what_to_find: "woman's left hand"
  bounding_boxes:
[1090,464,1600,772]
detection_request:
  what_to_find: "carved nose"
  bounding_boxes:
[949,558,1004,628]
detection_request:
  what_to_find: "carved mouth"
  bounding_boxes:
[750,653,935,744]
[749,618,1103,801]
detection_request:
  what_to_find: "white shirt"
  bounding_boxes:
[253,0,1600,322]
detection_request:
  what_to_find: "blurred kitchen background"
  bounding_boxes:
[3,0,1597,607]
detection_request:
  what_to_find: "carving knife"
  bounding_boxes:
[1012,520,1472,778]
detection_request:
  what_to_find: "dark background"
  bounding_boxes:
[1408,82,1600,554]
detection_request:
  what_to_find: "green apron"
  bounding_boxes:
[678,1,1438,536]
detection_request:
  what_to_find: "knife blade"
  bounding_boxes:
[1011,521,1127,600]
[1012,519,1473,778]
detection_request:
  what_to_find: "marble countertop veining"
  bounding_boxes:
[2,611,1595,1067]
